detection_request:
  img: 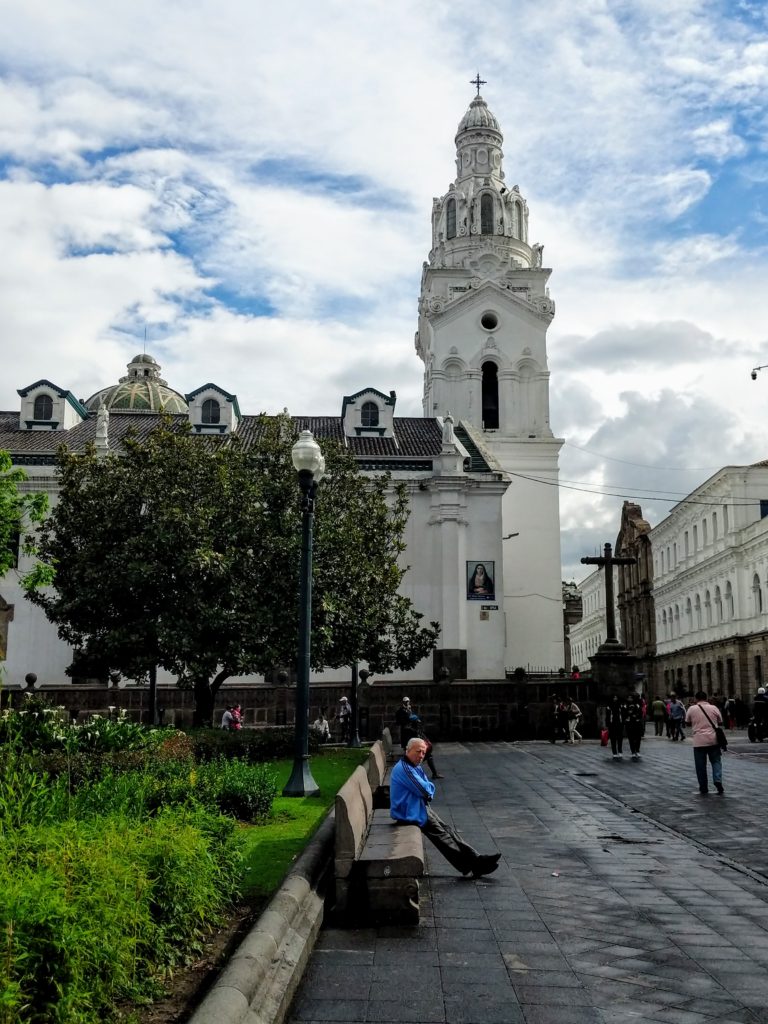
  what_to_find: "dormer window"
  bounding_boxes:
[33,394,53,421]
[361,401,379,428]
[202,398,221,425]
[342,387,396,439]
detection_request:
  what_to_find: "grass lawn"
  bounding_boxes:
[240,746,369,898]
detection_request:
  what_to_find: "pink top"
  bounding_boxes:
[685,701,723,747]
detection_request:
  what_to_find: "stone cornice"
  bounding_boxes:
[424,279,555,328]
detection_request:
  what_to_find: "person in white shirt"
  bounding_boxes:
[220,706,234,730]
[685,691,725,795]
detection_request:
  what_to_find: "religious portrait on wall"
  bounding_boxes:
[466,561,495,600]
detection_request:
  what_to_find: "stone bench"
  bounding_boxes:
[334,745,423,925]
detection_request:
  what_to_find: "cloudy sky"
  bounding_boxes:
[2,0,767,581]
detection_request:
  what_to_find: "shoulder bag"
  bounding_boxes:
[696,703,728,751]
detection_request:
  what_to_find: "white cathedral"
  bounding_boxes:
[0,89,565,688]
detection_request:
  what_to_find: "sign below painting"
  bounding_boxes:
[466,561,495,601]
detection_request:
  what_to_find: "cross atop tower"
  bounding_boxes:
[470,72,487,96]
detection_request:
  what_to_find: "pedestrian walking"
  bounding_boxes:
[337,696,352,742]
[563,695,582,743]
[685,690,725,795]
[605,694,624,760]
[723,696,736,730]
[624,692,644,761]
[668,694,687,741]
[651,696,666,736]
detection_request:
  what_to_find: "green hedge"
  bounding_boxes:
[0,808,241,1023]
[189,725,319,763]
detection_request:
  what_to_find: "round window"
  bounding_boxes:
[480,311,499,331]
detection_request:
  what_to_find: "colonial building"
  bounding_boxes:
[648,462,768,699]
[1,89,566,693]
[615,501,657,692]
[569,566,620,672]
[416,90,564,670]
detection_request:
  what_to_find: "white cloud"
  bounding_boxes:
[690,119,748,161]
[2,0,768,583]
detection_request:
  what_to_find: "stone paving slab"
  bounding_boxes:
[287,739,768,1024]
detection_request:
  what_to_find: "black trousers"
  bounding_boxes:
[626,722,643,754]
[420,806,479,874]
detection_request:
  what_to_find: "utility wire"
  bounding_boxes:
[509,470,766,508]
[563,440,722,473]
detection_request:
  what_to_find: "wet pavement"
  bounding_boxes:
[288,735,768,1024]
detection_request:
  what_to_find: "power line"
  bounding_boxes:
[509,470,766,508]
[563,440,722,473]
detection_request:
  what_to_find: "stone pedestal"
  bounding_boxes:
[589,643,637,699]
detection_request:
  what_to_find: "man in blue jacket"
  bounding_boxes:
[390,737,500,878]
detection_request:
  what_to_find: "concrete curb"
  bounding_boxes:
[187,810,335,1024]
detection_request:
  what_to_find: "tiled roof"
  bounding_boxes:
[1,412,445,465]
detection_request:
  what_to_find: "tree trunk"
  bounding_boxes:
[193,679,215,728]
[192,670,231,728]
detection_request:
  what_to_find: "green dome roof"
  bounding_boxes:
[85,354,188,414]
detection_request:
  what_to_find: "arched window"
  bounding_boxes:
[725,581,734,620]
[753,573,763,614]
[446,198,456,239]
[481,362,499,429]
[715,586,722,624]
[723,505,729,533]
[202,399,220,424]
[685,598,692,633]
[692,525,698,551]
[712,512,718,539]
[361,401,379,427]
[695,594,702,629]
[661,609,667,640]
[480,193,494,234]
[705,591,712,626]
[673,605,680,638]
[702,519,708,546]
[33,394,53,420]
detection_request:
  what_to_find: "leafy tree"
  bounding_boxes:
[24,418,438,724]
[0,449,48,578]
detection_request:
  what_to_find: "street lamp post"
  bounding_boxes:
[283,430,325,797]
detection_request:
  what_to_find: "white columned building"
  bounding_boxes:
[415,89,564,670]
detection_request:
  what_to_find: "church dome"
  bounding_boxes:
[456,95,501,137]
[85,354,188,414]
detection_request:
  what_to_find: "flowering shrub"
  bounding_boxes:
[0,693,179,756]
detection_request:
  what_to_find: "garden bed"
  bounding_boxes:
[0,697,367,1024]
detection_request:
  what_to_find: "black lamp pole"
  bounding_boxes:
[348,663,362,748]
[283,435,323,797]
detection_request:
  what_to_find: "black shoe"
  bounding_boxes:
[715,782,724,794]
[699,789,709,796]
[432,774,445,779]
[472,854,501,878]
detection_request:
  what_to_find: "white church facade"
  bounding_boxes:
[0,89,565,690]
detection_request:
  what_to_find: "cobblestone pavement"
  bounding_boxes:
[289,737,768,1024]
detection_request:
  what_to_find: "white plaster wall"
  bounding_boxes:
[3,461,508,688]
[651,465,768,655]
[569,567,620,668]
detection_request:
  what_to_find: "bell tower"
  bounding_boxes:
[415,82,565,671]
